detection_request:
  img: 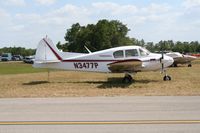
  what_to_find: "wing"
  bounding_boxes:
[174,56,194,64]
[173,57,185,64]
[107,59,142,73]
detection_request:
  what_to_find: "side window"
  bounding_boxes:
[125,49,138,57]
[113,50,124,58]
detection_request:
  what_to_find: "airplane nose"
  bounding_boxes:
[163,55,174,67]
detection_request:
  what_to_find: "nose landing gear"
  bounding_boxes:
[162,70,172,81]
[163,75,171,81]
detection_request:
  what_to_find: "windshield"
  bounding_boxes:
[139,48,150,56]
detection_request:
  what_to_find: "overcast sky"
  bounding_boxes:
[0,0,200,48]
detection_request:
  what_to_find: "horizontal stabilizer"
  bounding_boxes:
[34,60,61,64]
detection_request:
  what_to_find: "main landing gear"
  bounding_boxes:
[162,70,171,81]
[122,73,134,83]
[122,70,172,83]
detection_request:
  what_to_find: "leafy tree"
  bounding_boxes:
[63,19,133,52]
[145,42,154,52]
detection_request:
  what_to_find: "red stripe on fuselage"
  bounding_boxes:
[43,38,62,61]
[62,59,141,63]
[62,60,117,62]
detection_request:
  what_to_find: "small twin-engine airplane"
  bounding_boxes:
[166,52,197,67]
[33,37,174,83]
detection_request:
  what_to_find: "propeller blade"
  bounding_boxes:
[162,49,164,69]
[160,49,164,73]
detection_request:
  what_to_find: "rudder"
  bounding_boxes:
[34,37,62,64]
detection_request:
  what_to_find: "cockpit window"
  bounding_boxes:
[113,50,124,58]
[125,49,138,57]
[139,48,149,56]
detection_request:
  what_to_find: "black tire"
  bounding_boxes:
[172,63,178,67]
[163,76,171,81]
[122,75,133,83]
[188,64,192,67]
[167,76,171,80]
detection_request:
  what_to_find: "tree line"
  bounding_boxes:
[0,47,35,56]
[130,39,200,53]
[57,19,200,54]
[58,38,200,54]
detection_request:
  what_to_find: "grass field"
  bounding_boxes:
[0,61,47,75]
[0,59,200,98]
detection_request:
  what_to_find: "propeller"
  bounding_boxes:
[160,48,164,73]
[159,43,172,81]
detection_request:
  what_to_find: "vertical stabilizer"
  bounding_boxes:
[34,37,62,63]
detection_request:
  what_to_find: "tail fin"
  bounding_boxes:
[34,37,62,63]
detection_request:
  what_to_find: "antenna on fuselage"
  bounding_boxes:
[84,46,92,53]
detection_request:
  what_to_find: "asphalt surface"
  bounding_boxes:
[0,96,200,133]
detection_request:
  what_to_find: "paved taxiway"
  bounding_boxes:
[0,96,200,133]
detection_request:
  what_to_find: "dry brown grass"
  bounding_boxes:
[0,60,200,98]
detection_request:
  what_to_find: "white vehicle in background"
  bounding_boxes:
[24,55,35,64]
[12,55,24,61]
[1,53,12,61]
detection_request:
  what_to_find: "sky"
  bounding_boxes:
[0,0,200,48]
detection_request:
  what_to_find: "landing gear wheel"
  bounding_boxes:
[122,75,133,83]
[163,75,171,81]
[171,63,177,67]
[188,64,192,67]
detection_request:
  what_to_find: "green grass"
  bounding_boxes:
[0,61,47,75]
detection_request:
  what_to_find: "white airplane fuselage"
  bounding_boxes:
[33,38,174,73]
[166,52,197,66]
